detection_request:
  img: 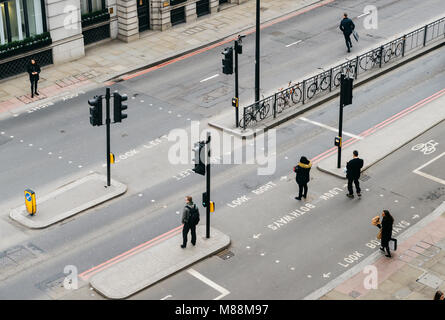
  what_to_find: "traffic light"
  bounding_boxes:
[192,141,206,175]
[113,93,128,123]
[222,47,233,75]
[341,77,353,106]
[88,96,103,126]
[235,40,242,54]
[202,192,208,207]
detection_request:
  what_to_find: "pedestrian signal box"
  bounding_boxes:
[110,153,115,164]
[24,189,36,215]
[335,136,342,147]
[232,97,239,108]
[210,201,215,213]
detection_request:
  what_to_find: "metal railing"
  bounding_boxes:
[240,16,445,130]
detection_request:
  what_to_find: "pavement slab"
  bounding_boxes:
[9,173,127,229]
[89,226,230,299]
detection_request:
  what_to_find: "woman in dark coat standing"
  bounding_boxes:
[295,156,312,200]
[377,210,394,257]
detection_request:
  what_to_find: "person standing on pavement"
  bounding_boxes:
[377,210,394,258]
[26,59,41,98]
[346,150,364,198]
[294,156,312,200]
[181,196,200,249]
[339,13,355,53]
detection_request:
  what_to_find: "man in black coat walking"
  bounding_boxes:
[377,210,394,258]
[181,196,199,248]
[339,13,355,53]
[346,150,364,198]
[26,59,41,98]
[295,156,312,200]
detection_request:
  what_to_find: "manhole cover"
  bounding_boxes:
[349,290,361,298]
[416,272,443,289]
[217,249,234,260]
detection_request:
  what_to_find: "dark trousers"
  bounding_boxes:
[343,33,352,50]
[30,78,38,95]
[298,183,308,198]
[182,223,196,247]
[347,177,361,195]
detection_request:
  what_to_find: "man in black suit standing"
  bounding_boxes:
[340,13,355,53]
[346,150,364,198]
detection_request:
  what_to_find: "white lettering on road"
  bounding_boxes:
[267,203,316,231]
[227,195,251,208]
[338,251,365,268]
[319,187,344,200]
[172,168,194,181]
[251,181,277,195]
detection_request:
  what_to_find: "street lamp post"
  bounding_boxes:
[255,0,260,103]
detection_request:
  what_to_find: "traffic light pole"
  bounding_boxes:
[106,88,111,186]
[235,41,239,128]
[255,0,260,103]
[206,132,211,239]
[337,75,344,169]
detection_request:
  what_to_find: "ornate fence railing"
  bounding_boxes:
[240,16,445,130]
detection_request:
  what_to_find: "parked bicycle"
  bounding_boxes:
[383,40,404,63]
[359,48,382,71]
[239,95,270,128]
[306,69,330,100]
[276,81,302,113]
[333,58,356,87]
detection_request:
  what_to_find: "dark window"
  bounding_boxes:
[171,6,185,26]
[170,0,187,6]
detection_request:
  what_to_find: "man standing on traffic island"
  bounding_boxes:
[181,196,200,249]
[340,13,355,53]
[27,59,41,98]
[346,150,364,198]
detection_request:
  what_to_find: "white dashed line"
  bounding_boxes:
[275,260,280,264]
[138,194,143,197]
[298,117,363,140]
[285,40,302,48]
[200,74,219,83]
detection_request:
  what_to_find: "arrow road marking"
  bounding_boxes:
[286,40,302,48]
[298,117,363,140]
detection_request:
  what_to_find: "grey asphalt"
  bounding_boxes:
[0,0,444,299]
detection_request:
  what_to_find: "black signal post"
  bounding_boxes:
[234,35,245,127]
[205,132,211,238]
[337,74,353,168]
[106,88,111,186]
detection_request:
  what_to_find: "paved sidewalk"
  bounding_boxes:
[317,90,445,178]
[87,226,230,299]
[0,0,326,113]
[9,172,127,229]
[320,202,445,300]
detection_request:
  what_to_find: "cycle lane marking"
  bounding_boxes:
[187,268,230,300]
[298,117,363,140]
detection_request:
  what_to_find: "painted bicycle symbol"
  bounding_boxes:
[411,140,438,155]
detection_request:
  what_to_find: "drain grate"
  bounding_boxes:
[360,174,371,182]
[349,290,361,298]
[217,249,234,260]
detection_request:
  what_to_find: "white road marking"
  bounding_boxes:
[0,132,4,134]
[285,40,302,47]
[323,273,331,278]
[246,246,251,249]
[138,193,143,197]
[412,214,420,219]
[200,74,219,83]
[358,12,371,18]
[299,117,363,140]
[160,295,172,300]
[253,233,261,239]
[275,260,280,263]
[10,136,14,138]
[187,268,230,300]
[412,152,445,185]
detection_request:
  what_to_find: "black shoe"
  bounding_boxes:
[357,193,361,197]
[295,197,301,200]
[35,92,39,96]
[303,195,307,199]
[385,254,391,258]
[346,194,354,198]
[31,94,34,98]
[192,242,196,246]
[379,247,385,252]
[180,245,186,249]
[348,49,350,53]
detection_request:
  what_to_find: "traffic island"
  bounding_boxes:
[9,173,127,229]
[89,226,230,299]
[317,93,445,179]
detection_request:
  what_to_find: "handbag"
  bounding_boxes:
[376,229,382,240]
[353,30,359,42]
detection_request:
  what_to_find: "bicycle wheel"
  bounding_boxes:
[240,111,255,128]
[411,143,424,151]
[307,83,317,99]
[333,71,342,87]
[291,86,302,103]
[320,75,330,91]
[259,102,270,120]
[383,49,392,63]
[359,55,373,71]
[275,97,285,113]
[395,42,403,57]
